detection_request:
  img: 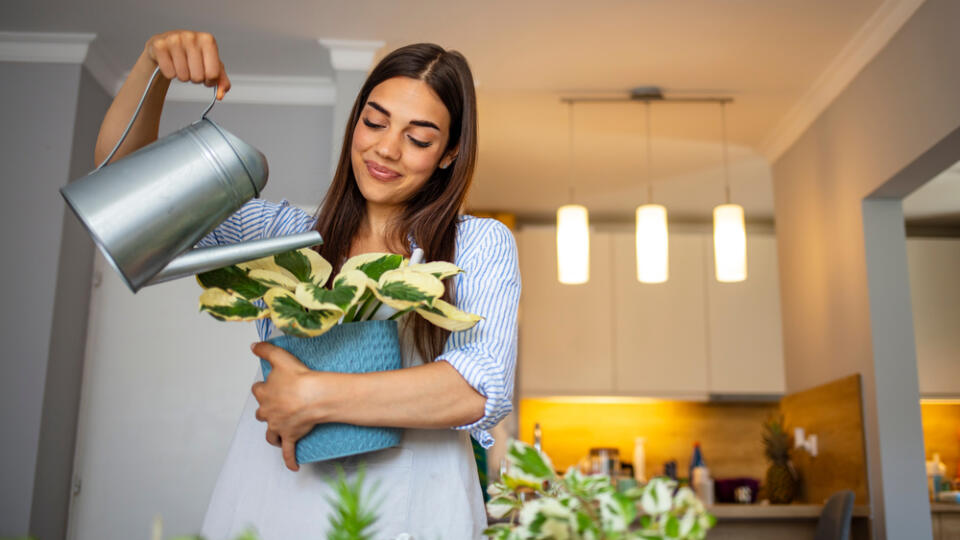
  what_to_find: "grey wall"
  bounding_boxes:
[29,66,110,540]
[0,61,84,536]
[159,100,333,210]
[771,0,960,537]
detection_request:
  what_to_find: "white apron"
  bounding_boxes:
[200,324,488,539]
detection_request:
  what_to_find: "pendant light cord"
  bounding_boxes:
[645,101,653,204]
[721,102,731,204]
[567,101,576,203]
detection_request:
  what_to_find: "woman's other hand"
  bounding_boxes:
[144,30,231,100]
[250,342,325,472]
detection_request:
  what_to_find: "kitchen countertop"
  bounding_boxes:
[708,503,871,519]
[931,502,960,513]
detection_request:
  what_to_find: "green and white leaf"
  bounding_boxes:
[196,265,269,301]
[237,255,299,287]
[263,287,341,338]
[198,287,269,321]
[274,248,332,286]
[330,269,369,311]
[408,261,463,280]
[247,269,299,291]
[415,298,482,331]
[294,269,369,314]
[504,440,556,491]
[370,268,444,311]
[641,477,676,516]
[342,252,405,281]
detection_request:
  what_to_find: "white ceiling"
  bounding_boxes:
[4,0,954,223]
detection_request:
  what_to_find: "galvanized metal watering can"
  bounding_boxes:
[61,67,322,293]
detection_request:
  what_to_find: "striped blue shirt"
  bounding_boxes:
[197,198,521,448]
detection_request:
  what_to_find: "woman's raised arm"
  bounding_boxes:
[94,30,231,165]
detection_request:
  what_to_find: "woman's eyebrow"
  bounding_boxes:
[366,101,440,132]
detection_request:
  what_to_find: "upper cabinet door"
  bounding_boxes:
[907,238,960,396]
[517,226,615,396]
[703,233,785,395]
[612,231,710,396]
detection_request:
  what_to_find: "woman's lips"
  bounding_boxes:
[365,160,402,181]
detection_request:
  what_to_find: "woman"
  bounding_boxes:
[95,30,520,539]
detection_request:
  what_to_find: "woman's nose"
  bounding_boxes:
[375,130,402,161]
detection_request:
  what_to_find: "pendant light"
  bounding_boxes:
[713,102,747,282]
[557,101,589,285]
[636,102,668,283]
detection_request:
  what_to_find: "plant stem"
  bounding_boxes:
[353,294,376,322]
[363,300,383,321]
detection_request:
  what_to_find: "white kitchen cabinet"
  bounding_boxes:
[611,232,710,396]
[516,226,785,398]
[518,226,616,396]
[703,234,785,395]
[907,238,960,396]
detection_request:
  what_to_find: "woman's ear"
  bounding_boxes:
[439,149,459,170]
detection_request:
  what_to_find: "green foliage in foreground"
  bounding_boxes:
[485,440,717,540]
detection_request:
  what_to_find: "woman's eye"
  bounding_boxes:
[362,118,384,129]
[408,136,431,148]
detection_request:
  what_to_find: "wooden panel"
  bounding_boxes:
[705,234,786,395]
[921,403,960,482]
[518,226,615,395]
[907,238,960,396]
[612,231,709,395]
[779,374,870,504]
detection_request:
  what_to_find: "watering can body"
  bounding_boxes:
[61,68,321,293]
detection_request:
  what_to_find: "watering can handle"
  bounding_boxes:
[95,66,219,171]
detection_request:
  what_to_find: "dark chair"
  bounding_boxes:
[815,490,856,540]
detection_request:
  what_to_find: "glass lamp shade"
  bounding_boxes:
[635,204,668,283]
[713,203,747,282]
[556,204,590,284]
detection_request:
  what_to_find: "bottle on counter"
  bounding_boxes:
[533,422,542,453]
[689,442,705,482]
[633,437,647,484]
[927,453,946,501]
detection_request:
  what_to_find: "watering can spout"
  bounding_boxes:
[144,231,322,287]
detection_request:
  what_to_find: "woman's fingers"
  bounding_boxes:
[146,31,230,99]
[182,32,206,83]
[218,62,231,100]
[199,33,220,87]
[150,38,177,80]
[282,439,299,471]
[265,428,281,447]
[166,34,190,82]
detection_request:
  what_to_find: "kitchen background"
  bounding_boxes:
[1,1,959,539]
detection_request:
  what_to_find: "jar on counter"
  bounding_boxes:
[589,447,621,478]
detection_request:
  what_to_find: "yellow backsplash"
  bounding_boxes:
[921,402,960,481]
[518,398,778,480]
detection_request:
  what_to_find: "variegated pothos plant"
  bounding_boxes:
[486,440,717,540]
[196,249,482,338]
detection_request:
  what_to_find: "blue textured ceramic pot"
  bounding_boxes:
[261,319,403,463]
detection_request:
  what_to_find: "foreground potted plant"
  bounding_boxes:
[196,248,481,463]
[485,440,717,539]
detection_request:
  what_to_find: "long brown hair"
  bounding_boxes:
[311,43,478,361]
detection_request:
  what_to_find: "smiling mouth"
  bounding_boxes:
[365,160,402,181]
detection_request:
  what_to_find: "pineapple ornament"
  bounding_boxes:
[762,416,799,504]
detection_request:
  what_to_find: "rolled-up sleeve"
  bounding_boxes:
[439,219,521,448]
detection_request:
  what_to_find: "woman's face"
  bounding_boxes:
[351,76,457,209]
